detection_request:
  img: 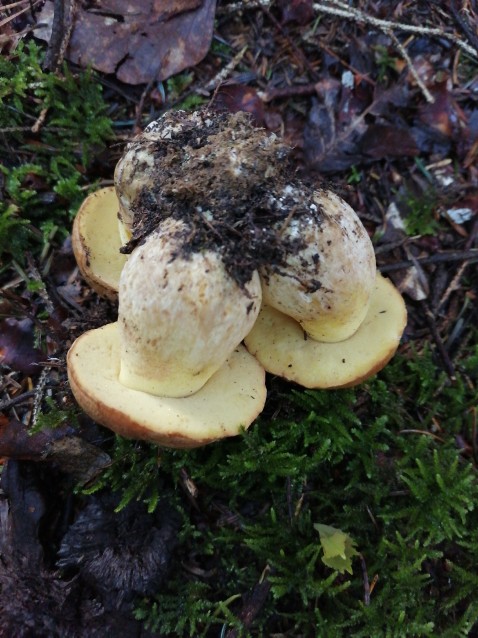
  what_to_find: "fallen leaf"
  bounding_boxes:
[34,0,216,85]
[419,80,461,138]
[314,523,359,575]
[214,84,266,126]
[0,419,111,484]
[360,124,418,159]
[303,81,365,172]
[0,318,44,375]
[380,202,429,301]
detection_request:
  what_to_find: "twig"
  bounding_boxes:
[360,554,371,606]
[449,0,478,52]
[2,0,35,9]
[423,304,456,381]
[43,0,77,72]
[312,0,478,58]
[26,254,55,316]
[379,249,478,272]
[31,107,49,134]
[205,46,248,91]
[315,41,376,87]
[260,82,319,102]
[386,30,435,103]
[399,429,446,443]
[0,126,72,133]
[0,390,36,412]
[0,0,41,28]
[437,260,471,312]
[31,365,51,426]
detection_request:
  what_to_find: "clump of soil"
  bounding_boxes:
[116,109,325,287]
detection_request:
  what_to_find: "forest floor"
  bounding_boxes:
[0,1,478,636]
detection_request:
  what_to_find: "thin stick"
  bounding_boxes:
[43,0,77,71]
[379,249,478,272]
[31,366,51,426]
[0,0,41,28]
[437,260,471,311]
[312,1,478,58]
[424,305,456,381]
[0,390,36,412]
[360,554,371,606]
[387,30,435,103]
[205,46,248,91]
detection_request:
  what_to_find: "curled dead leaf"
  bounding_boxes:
[35,0,216,85]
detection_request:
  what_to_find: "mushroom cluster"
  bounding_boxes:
[68,110,406,448]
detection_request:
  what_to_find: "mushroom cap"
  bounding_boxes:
[260,189,376,343]
[67,323,266,448]
[113,112,221,235]
[118,218,262,398]
[244,273,407,389]
[72,187,127,301]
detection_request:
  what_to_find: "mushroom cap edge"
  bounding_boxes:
[72,187,126,301]
[244,273,407,389]
[67,322,267,448]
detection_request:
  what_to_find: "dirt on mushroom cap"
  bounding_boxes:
[116,109,335,288]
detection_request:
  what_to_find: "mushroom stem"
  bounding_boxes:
[260,190,377,343]
[118,219,262,398]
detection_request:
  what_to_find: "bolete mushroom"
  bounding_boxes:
[71,186,127,301]
[244,272,406,389]
[67,218,267,448]
[259,187,377,343]
[242,184,406,388]
[68,108,407,445]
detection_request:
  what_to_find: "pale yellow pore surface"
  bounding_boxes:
[244,274,407,389]
[72,187,127,301]
[260,190,376,343]
[118,219,262,397]
[67,323,266,448]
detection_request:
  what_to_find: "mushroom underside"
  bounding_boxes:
[244,273,407,389]
[72,187,127,301]
[67,323,267,448]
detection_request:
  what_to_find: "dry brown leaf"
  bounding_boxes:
[34,0,216,85]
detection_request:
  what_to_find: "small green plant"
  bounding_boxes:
[80,436,162,514]
[166,71,206,111]
[0,203,30,258]
[30,397,78,434]
[0,40,113,261]
[315,523,359,574]
[347,165,363,184]
[402,190,440,236]
[373,44,400,83]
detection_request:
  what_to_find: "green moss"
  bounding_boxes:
[4,40,476,637]
[80,343,478,636]
[30,396,78,434]
[0,41,113,262]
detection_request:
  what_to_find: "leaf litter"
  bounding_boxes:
[0,0,477,635]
